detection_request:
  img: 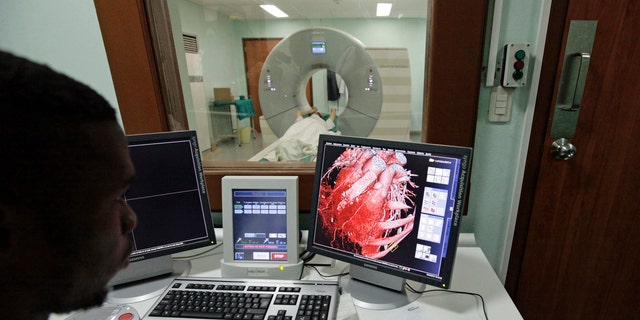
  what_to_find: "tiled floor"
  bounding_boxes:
[202,131,266,162]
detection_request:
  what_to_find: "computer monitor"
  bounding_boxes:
[108,130,216,302]
[220,176,303,279]
[307,134,472,309]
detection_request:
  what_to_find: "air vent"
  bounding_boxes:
[183,34,198,54]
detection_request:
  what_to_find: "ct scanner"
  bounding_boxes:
[258,28,383,138]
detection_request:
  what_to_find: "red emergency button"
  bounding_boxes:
[514,60,525,70]
[271,252,288,260]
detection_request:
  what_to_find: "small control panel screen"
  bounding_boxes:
[231,189,289,261]
[311,41,327,54]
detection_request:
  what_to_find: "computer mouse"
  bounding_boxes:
[64,304,140,320]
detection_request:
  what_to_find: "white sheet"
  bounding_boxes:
[258,115,339,162]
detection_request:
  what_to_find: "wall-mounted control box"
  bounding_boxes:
[501,43,530,87]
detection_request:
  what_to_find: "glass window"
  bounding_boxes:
[164,0,427,163]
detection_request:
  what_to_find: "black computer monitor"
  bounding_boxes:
[307,135,472,309]
[108,131,216,302]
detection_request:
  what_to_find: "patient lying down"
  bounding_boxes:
[261,106,339,162]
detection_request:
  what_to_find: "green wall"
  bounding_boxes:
[0,0,121,125]
[466,0,549,281]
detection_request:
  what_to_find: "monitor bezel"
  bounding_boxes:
[306,134,472,289]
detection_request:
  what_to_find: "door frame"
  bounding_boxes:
[242,37,284,133]
[505,0,568,297]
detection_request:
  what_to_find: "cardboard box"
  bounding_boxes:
[214,88,234,103]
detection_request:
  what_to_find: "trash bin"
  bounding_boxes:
[240,127,252,144]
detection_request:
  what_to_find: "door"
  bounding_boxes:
[509,0,640,318]
[242,38,281,133]
[243,38,315,134]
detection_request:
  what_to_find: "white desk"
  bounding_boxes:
[52,234,522,319]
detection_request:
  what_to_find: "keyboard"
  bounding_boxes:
[145,277,340,320]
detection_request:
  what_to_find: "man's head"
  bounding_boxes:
[0,51,137,318]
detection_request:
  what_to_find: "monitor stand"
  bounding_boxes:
[340,264,426,310]
[107,256,191,304]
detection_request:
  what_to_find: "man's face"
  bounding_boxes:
[61,122,137,310]
[11,121,137,313]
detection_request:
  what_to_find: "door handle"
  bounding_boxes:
[558,53,591,111]
[551,138,577,160]
[549,20,598,161]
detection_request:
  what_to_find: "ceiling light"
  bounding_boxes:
[376,3,392,17]
[260,5,289,18]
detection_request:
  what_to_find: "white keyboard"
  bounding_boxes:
[145,277,340,320]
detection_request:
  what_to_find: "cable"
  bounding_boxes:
[172,242,224,260]
[304,263,488,319]
[299,249,316,263]
[405,283,489,320]
[305,265,350,279]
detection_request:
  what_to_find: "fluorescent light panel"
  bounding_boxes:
[260,4,288,18]
[376,3,392,17]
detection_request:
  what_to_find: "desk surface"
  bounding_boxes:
[52,234,522,319]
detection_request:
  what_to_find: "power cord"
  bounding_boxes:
[303,262,488,319]
[172,242,224,260]
[305,264,350,279]
[405,282,489,320]
[298,249,316,263]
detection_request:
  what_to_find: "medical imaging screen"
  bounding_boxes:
[312,142,463,280]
